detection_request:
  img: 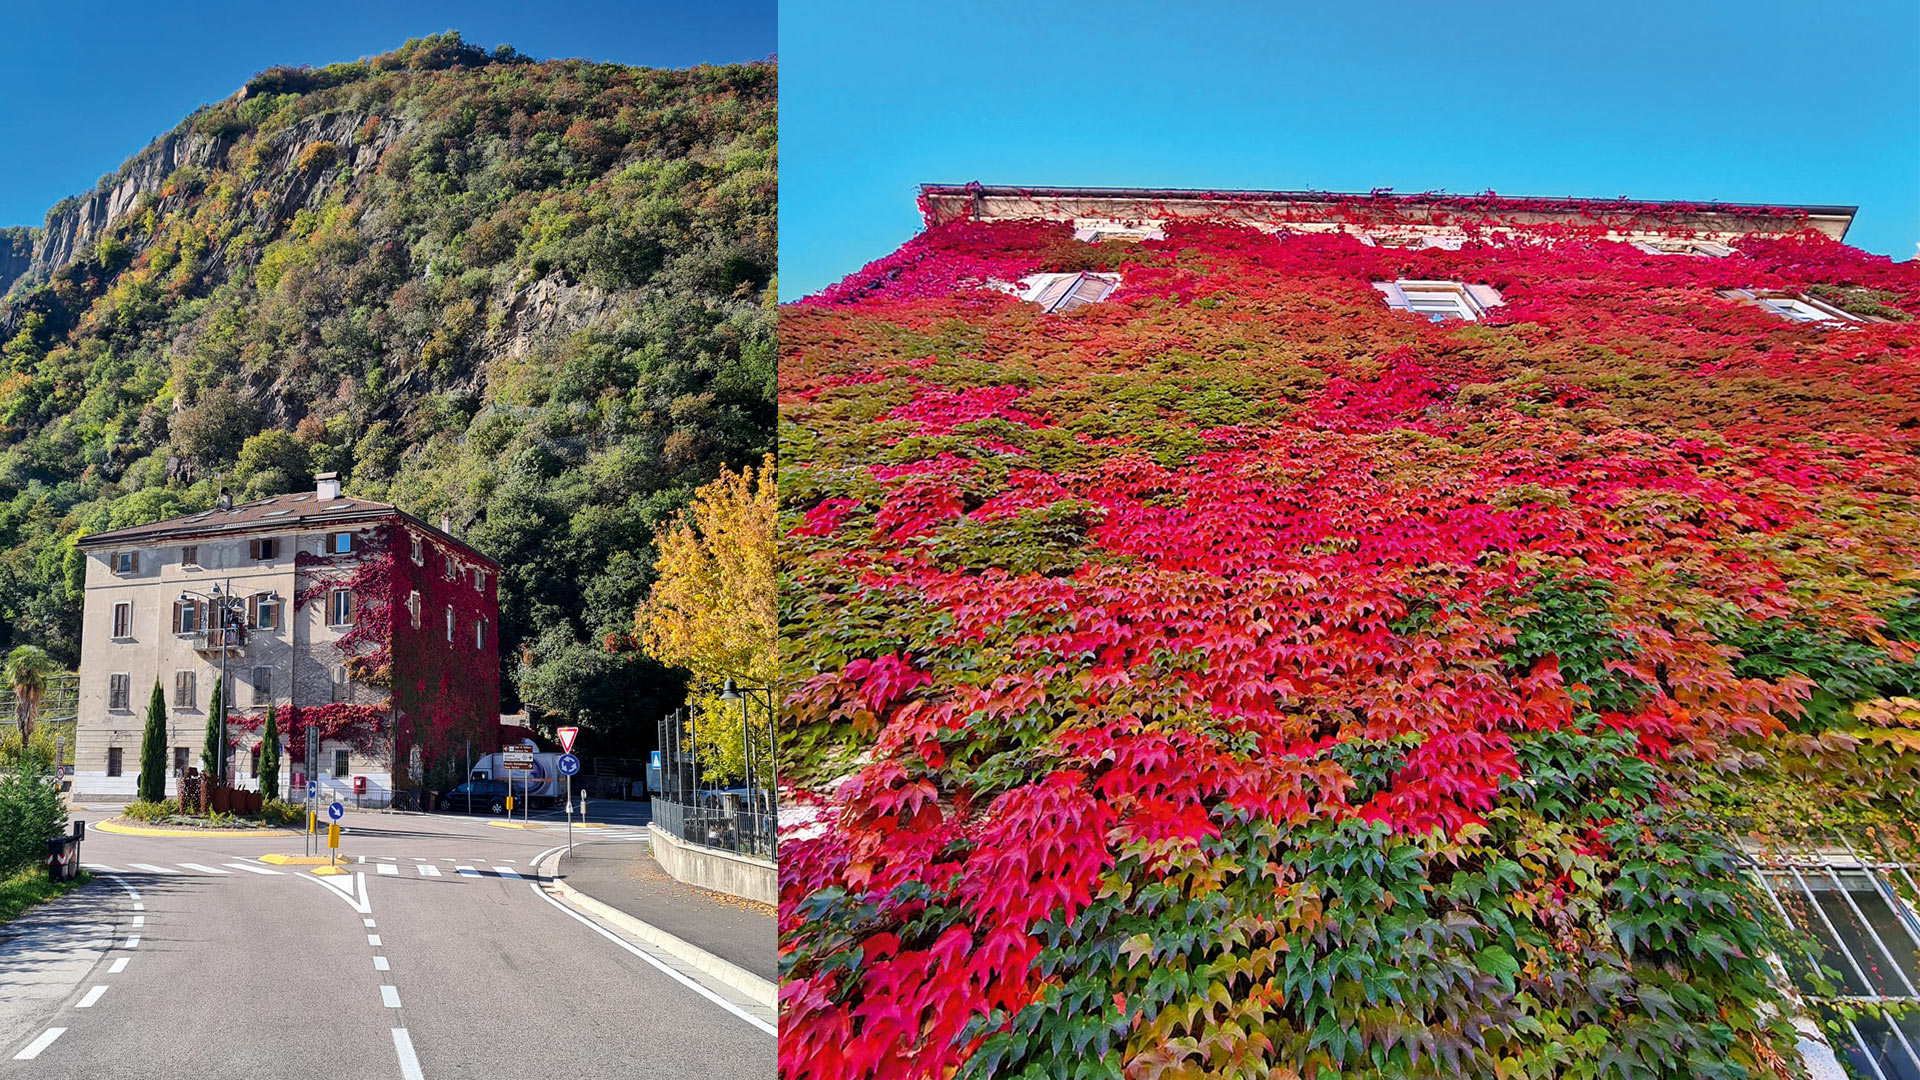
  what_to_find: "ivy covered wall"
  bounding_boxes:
[778,207,1920,1079]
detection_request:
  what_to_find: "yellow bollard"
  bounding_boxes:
[327,822,340,867]
[505,794,514,812]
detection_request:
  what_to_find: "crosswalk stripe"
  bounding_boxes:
[455,866,480,877]
[126,863,178,874]
[223,862,282,875]
[177,863,231,875]
[82,863,123,873]
[416,865,440,877]
[376,863,398,876]
[490,867,522,879]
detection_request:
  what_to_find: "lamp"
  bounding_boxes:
[719,677,740,702]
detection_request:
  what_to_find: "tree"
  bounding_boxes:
[137,680,167,802]
[234,430,313,500]
[636,455,775,781]
[259,705,281,801]
[202,676,224,782]
[3,645,59,742]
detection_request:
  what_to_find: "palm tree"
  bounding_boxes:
[3,645,60,743]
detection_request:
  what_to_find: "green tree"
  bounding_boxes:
[234,430,313,499]
[259,705,281,801]
[137,680,167,802]
[2,645,60,742]
[202,676,223,782]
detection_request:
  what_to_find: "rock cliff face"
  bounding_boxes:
[0,227,32,296]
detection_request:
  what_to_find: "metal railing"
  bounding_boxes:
[653,702,778,860]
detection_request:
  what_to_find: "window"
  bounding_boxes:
[174,670,197,710]
[248,537,280,561]
[108,674,131,711]
[475,618,485,650]
[1019,272,1120,313]
[446,605,455,643]
[329,590,354,626]
[328,531,354,554]
[333,749,350,778]
[112,602,133,639]
[251,666,272,707]
[1758,296,1856,324]
[1757,853,1920,1078]
[1375,280,1502,322]
[473,568,486,593]
[1071,220,1166,243]
[107,747,123,777]
[250,745,261,778]
[173,746,189,775]
[407,590,422,630]
[1367,231,1467,251]
[410,535,424,565]
[172,599,204,634]
[248,593,280,631]
[331,666,350,703]
[110,551,138,575]
[181,545,199,568]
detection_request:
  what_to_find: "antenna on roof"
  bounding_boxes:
[217,487,232,511]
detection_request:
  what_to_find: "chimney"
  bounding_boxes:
[316,472,341,501]
[440,514,453,536]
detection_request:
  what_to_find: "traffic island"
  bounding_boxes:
[96,819,303,838]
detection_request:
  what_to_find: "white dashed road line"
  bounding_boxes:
[224,862,283,875]
[392,1028,425,1080]
[368,934,382,947]
[123,935,140,949]
[75,987,107,1009]
[374,956,390,971]
[416,865,440,877]
[176,863,230,875]
[376,863,398,876]
[13,1028,66,1060]
[109,958,129,974]
[125,863,177,874]
[490,867,522,879]
[380,985,402,1008]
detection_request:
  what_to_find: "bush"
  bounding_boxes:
[259,799,304,827]
[0,748,67,875]
[122,798,179,822]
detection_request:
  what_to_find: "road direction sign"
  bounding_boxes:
[557,726,579,753]
[557,753,580,776]
[327,801,345,821]
[307,780,317,800]
[501,750,535,772]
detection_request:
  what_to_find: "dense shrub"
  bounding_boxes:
[0,747,66,874]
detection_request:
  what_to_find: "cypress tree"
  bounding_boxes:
[137,680,167,802]
[202,676,224,781]
[259,705,281,801]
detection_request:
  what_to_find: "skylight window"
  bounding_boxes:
[1722,289,1861,324]
[1374,280,1503,322]
[1019,272,1120,314]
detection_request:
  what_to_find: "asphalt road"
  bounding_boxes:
[0,805,774,1079]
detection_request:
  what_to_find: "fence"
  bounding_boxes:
[652,702,778,860]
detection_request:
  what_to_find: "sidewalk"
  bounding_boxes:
[557,838,775,982]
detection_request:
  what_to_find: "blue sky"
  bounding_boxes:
[0,0,774,230]
[780,0,1920,299]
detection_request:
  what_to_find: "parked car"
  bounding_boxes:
[437,779,511,815]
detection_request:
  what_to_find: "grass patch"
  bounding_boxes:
[0,866,91,926]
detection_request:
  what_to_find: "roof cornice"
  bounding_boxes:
[918,184,1857,242]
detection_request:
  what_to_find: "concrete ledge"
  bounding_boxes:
[538,849,775,1009]
[647,823,776,906]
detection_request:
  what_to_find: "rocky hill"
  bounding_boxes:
[0,32,776,753]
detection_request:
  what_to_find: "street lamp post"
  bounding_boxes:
[178,580,244,786]
[719,677,776,853]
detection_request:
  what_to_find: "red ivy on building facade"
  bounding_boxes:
[780,210,1920,1079]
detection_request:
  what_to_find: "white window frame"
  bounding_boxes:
[1758,296,1858,324]
[1017,272,1121,314]
[111,601,133,640]
[111,551,138,575]
[407,590,422,630]
[446,605,455,643]
[475,617,485,650]
[1752,847,1920,1077]
[329,589,354,627]
[1375,279,1502,322]
[473,568,486,594]
[411,535,424,566]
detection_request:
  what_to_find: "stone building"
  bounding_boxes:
[72,474,502,803]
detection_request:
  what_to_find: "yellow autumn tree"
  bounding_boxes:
[637,455,776,783]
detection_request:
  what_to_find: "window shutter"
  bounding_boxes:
[249,539,260,560]
[172,601,183,634]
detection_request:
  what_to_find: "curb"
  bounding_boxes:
[535,848,776,1009]
[94,819,303,839]
[258,854,335,865]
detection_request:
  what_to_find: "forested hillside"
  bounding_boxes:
[0,33,776,752]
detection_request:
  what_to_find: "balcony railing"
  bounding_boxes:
[191,626,248,653]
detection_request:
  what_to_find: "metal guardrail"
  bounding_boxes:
[651,794,777,861]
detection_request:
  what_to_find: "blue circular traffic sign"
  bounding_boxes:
[557,753,580,776]
[327,801,345,821]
